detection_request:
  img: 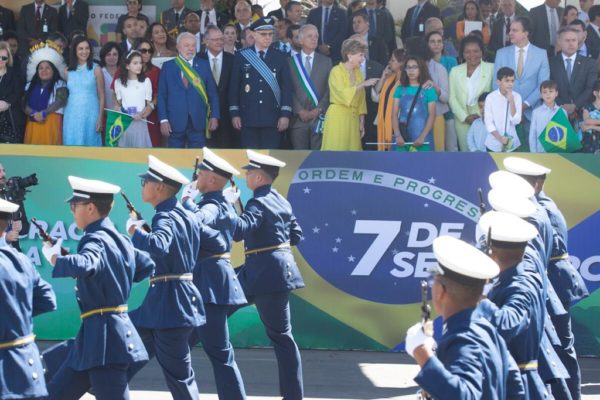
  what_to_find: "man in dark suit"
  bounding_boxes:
[400,0,440,45]
[58,0,89,40]
[529,0,563,57]
[272,18,293,54]
[569,19,591,58]
[197,0,229,34]
[550,27,597,118]
[289,24,332,150]
[585,5,600,59]
[158,32,220,148]
[0,5,16,37]
[352,12,388,66]
[365,0,396,54]
[160,0,192,37]
[488,0,518,54]
[306,0,347,64]
[267,0,289,21]
[234,1,253,47]
[198,25,239,148]
[17,0,58,54]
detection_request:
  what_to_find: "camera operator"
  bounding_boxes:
[0,163,36,251]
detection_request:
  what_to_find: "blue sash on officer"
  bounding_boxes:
[240,48,281,106]
[290,53,325,134]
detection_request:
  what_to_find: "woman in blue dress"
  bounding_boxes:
[62,37,105,146]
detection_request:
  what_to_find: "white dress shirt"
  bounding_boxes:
[484,89,523,151]
[200,9,217,34]
[546,5,559,46]
[195,32,202,53]
[562,52,576,78]
[514,42,530,67]
[208,50,223,83]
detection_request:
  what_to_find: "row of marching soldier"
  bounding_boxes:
[404,156,589,400]
[0,148,304,400]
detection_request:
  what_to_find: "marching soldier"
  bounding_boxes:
[477,211,548,399]
[181,148,248,400]
[503,157,588,400]
[405,235,525,399]
[229,17,293,149]
[231,150,305,400]
[0,198,56,400]
[42,176,154,400]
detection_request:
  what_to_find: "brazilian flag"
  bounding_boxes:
[394,142,432,152]
[105,110,133,147]
[538,109,582,153]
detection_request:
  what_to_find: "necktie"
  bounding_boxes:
[182,75,189,88]
[67,7,71,19]
[175,11,180,26]
[368,9,376,36]
[549,8,557,47]
[212,57,219,83]
[566,57,573,81]
[204,12,210,31]
[259,50,265,60]
[517,48,524,78]
[305,55,312,75]
[322,7,330,43]
[35,6,42,33]
[410,4,422,36]
[505,17,511,46]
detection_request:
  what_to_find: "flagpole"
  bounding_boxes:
[104,108,155,124]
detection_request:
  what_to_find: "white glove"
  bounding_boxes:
[42,238,63,264]
[405,322,436,358]
[126,218,146,233]
[223,186,241,204]
[181,181,200,202]
[482,281,495,297]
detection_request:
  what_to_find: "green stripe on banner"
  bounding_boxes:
[560,154,600,180]
[571,289,600,356]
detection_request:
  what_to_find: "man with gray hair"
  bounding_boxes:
[158,31,220,148]
[288,24,332,149]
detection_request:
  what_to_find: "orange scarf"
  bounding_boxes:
[376,75,400,151]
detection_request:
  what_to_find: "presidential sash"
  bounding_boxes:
[240,48,281,106]
[175,56,211,137]
[290,53,324,135]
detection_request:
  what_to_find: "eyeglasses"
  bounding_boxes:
[141,178,147,187]
[0,56,8,62]
[405,65,419,71]
[138,48,154,54]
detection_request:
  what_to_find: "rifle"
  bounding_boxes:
[229,178,245,213]
[420,280,434,337]
[31,218,69,256]
[191,156,200,182]
[120,191,152,233]
[478,187,486,217]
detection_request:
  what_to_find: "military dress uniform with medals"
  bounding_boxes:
[183,148,248,400]
[127,155,225,400]
[42,177,155,400]
[0,198,56,400]
[228,18,293,149]
[231,150,305,400]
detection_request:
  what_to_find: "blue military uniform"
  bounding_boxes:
[0,197,56,400]
[42,177,155,400]
[127,155,225,400]
[228,18,293,149]
[183,148,247,400]
[232,150,305,400]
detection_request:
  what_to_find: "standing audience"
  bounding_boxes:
[373,49,404,151]
[0,41,23,143]
[147,23,177,57]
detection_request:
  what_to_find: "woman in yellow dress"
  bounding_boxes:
[321,38,379,150]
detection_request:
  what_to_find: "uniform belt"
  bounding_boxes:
[149,273,193,284]
[550,253,569,261]
[201,252,231,261]
[0,334,36,350]
[244,242,291,256]
[518,361,538,371]
[80,305,128,319]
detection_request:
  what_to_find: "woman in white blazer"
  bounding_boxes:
[449,35,494,151]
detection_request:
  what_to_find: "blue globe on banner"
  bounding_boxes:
[548,126,565,143]
[288,152,499,304]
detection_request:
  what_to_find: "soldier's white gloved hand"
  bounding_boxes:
[223,186,241,204]
[405,322,436,358]
[181,181,200,202]
[482,281,495,297]
[126,218,146,232]
[42,238,63,264]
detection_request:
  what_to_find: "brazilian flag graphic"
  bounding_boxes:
[538,109,582,152]
[394,142,432,152]
[105,110,133,147]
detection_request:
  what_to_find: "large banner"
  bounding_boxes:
[1,145,599,355]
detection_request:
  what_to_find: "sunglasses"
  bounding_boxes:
[137,48,154,54]
[0,56,8,62]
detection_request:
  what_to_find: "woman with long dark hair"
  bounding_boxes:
[147,22,177,57]
[134,38,161,146]
[456,0,490,45]
[62,36,105,146]
[372,49,404,151]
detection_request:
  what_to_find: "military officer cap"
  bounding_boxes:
[431,235,499,285]
[0,198,19,219]
[65,176,121,203]
[242,150,286,179]
[487,188,536,218]
[199,148,240,179]
[250,17,275,31]
[139,155,190,188]
[488,170,534,198]
[478,211,538,248]
[503,156,551,177]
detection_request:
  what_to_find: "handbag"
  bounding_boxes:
[399,84,423,142]
[0,109,18,143]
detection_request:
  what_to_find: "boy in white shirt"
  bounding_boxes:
[484,67,522,152]
[529,80,566,152]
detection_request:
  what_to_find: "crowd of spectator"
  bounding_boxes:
[0,0,599,153]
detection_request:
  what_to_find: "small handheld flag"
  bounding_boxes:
[538,109,581,153]
[105,110,133,147]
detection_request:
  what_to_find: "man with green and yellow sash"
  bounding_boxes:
[158,31,220,148]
